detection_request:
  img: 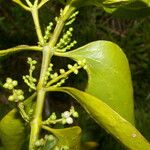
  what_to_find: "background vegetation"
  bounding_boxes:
[0,0,150,149]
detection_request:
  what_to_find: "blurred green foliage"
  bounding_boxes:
[0,0,150,149]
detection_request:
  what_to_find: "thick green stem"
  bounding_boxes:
[29,46,53,150]
[29,4,76,150]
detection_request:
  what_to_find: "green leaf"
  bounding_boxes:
[55,40,134,124]
[59,0,130,7]
[104,0,150,19]
[46,87,150,150]
[42,126,81,150]
[0,109,26,150]
[0,94,36,150]
[59,0,150,18]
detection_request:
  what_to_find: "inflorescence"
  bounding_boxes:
[23,57,37,91]
[43,106,79,125]
[56,27,77,52]
[35,134,69,150]
[3,78,24,102]
[44,59,87,87]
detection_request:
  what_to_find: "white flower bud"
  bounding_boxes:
[62,111,70,118]
[66,117,73,124]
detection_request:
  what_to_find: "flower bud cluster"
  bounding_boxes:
[43,106,79,125]
[3,78,24,102]
[60,40,77,52]
[56,27,74,49]
[66,11,79,26]
[35,134,57,148]
[77,59,87,70]
[44,63,64,86]
[45,59,87,88]
[44,22,53,43]
[61,106,79,125]
[23,57,37,91]
[3,78,18,90]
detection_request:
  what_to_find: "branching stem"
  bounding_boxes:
[31,6,44,45]
[0,45,42,57]
[29,4,76,150]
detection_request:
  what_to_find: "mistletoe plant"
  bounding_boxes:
[0,0,150,150]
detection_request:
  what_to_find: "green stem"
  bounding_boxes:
[29,4,76,150]
[31,7,44,45]
[0,45,42,57]
[46,65,81,87]
[29,46,53,150]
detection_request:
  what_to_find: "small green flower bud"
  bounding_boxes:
[83,65,87,70]
[62,118,67,124]
[73,69,78,75]
[53,73,58,78]
[16,89,23,95]
[48,67,52,71]
[8,95,15,101]
[6,78,13,83]
[69,27,73,32]
[60,69,65,74]
[32,60,37,65]
[18,95,24,101]
[72,112,79,118]
[32,78,37,82]
[50,113,57,120]
[31,66,35,70]
[3,83,9,89]
[49,63,53,67]
[67,64,72,69]
[8,84,14,90]
[12,80,18,86]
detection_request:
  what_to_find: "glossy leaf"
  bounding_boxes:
[0,109,25,150]
[104,0,150,19]
[59,0,150,18]
[0,93,36,150]
[59,0,130,7]
[46,87,150,150]
[55,40,134,124]
[42,126,81,150]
